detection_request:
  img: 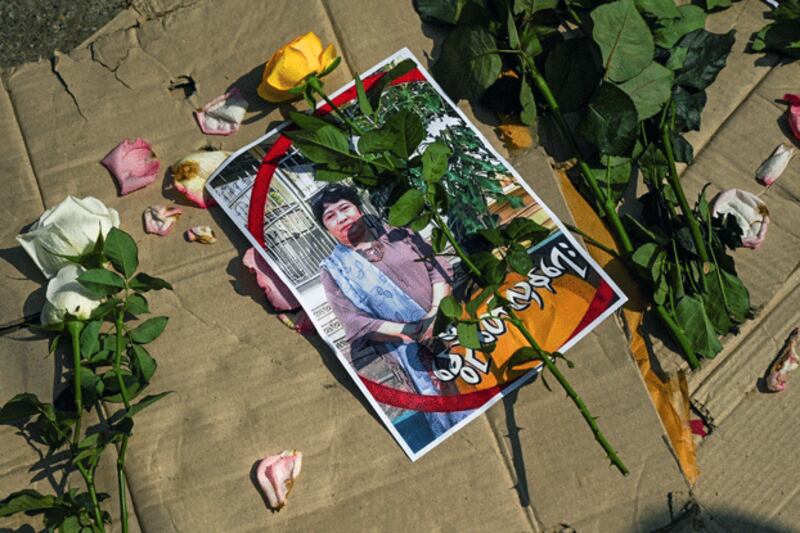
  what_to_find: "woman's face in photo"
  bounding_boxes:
[321,199,365,245]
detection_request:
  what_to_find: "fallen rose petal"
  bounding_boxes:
[194,88,249,136]
[242,248,300,311]
[756,143,795,186]
[143,205,183,236]
[256,450,302,511]
[767,327,800,392]
[293,310,315,335]
[711,189,770,250]
[185,226,216,244]
[785,93,800,144]
[171,150,231,208]
[101,138,160,195]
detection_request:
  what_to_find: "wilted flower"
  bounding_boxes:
[41,264,104,325]
[257,32,337,103]
[785,93,800,144]
[756,143,795,186]
[766,327,799,392]
[17,196,120,278]
[185,226,216,244]
[711,189,769,250]
[255,450,302,511]
[242,248,299,311]
[194,88,248,136]
[171,150,230,208]
[143,205,183,236]
[100,138,160,195]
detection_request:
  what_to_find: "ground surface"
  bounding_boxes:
[0,0,129,67]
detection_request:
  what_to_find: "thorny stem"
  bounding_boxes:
[308,78,366,136]
[660,118,710,265]
[430,212,629,474]
[563,223,621,259]
[113,308,132,532]
[76,462,105,532]
[520,54,701,368]
[67,321,84,449]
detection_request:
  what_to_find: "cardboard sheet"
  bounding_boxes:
[6,0,798,530]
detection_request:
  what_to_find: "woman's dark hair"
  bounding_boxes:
[311,184,363,226]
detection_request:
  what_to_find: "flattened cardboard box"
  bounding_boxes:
[17,0,798,530]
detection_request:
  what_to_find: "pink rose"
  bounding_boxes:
[255,450,302,511]
[711,189,769,250]
[785,94,800,144]
[766,327,799,392]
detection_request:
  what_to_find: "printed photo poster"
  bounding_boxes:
[206,49,627,461]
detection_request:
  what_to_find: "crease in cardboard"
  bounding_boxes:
[51,53,88,121]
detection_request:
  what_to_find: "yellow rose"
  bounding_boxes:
[257,32,337,103]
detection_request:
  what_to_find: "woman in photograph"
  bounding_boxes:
[312,183,467,439]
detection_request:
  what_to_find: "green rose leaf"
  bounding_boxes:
[384,110,425,160]
[505,347,540,371]
[653,5,706,49]
[702,267,750,334]
[431,227,448,253]
[414,0,488,25]
[503,217,550,242]
[80,319,103,359]
[752,23,800,58]
[354,74,373,118]
[421,142,452,183]
[129,316,169,344]
[131,344,157,382]
[129,272,173,292]
[102,370,141,403]
[456,322,482,350]
[367,59,416,111]
[508,244,534,275]
[283,125,354,165]
[0,490,57,517]
[544,38,601,112]
[675,29,736,91]
[675,295,723,359]
[287,110,335,132]
[578,82,639,156]
[672,86,707,131]
[671,133,694,164]
[634,0,680,20]
[388,189,426,226]
[590,162,634,205]
[591,0,654,83]
[104,228,138,279]
[632,242,665,282]
[618,62,674,120]
[665,46,689,70]
[78,268,126,297]
[433,25,502,100]
[125,293,149,316]
[440,295,462,319]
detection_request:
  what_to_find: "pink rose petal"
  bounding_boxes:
[143,205,182,236]
[195,88,249,136]
[242,248,300,311]
[767,327,800,392]
[785,93,800,144]
[255,450,302,511]
[101,138,160,195]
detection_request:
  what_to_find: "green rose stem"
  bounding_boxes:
[430,212,629,475]
[307,76,366,136]
[66,320,106,532]
[520,56,700,369]
[660,117,710,265]
[113,308,132,533]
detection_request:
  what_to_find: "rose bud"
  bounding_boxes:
[101,138,160,195]
[194,88,248,136]
[785,93,800,144]
[756,143,795,186]
[255,450,302,511]
[711,189,769,250]
[185,226,216,244]
[17,196,120,278]
[257,32,337,103]
[41,264,105,325]
[143,205,183,236]
[171,150,231,208]
[766,327,799,392]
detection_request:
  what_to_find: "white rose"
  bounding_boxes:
[17,196,120,278]
[41,264,104,325]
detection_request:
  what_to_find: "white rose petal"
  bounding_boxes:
[41,264,104,325]
[17,196,120,278]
